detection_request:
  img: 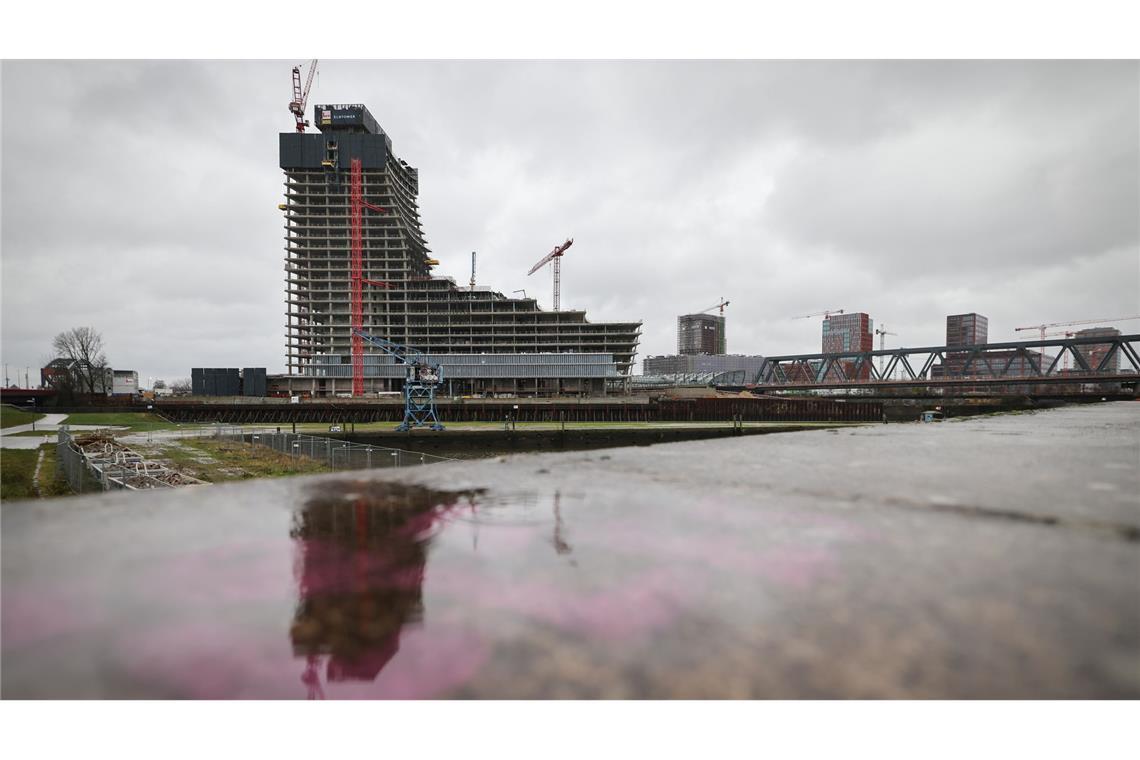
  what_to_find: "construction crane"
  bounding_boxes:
[288,59,318,133]
[795,309,845,320]
[353,329,444,431]
[695,299,730,316]
[527,238,574,311]
[1015,316,1140,368]
[875,325,898,377]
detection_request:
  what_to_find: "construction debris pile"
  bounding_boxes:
[67,431,208,491]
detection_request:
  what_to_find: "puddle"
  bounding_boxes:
[3,474,1135,699]
[288,481,481,690]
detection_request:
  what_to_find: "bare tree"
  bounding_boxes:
[51,327,108,396]
[170,378,192,395]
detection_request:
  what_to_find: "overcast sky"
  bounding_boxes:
[2,60,1137,384]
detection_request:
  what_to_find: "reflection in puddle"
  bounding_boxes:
[288,480,480,698]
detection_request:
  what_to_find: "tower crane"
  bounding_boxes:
[694,299,730,316]
[1015,316,1140,367]
[795,309,845,320]
[289,59,318,133]
[527,238,574,311]
[875,325,897,376]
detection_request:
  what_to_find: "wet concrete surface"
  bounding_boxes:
[2,402,1137,698]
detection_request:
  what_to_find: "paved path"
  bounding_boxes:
[3,401,1137,698]
[0,414,130,449]
[0,414,69,449]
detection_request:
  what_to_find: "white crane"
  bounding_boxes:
[875,325,898,377]
[794,309,844,320]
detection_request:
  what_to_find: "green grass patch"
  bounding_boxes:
[1,448,41,500]
[36,444,73,497]
[135,438,330,483]
[1,404,45,430]
[60,412,180,432]
[1,445,75,500]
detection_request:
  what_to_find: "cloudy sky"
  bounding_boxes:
[2,60,1137,384]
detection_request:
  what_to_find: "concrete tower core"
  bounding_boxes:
[278,104,641,397]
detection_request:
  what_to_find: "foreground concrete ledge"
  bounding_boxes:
[3,402,1138,698]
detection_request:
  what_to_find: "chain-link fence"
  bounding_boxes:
[54,426,451,494]
[210,429,456,470]
[57,429,104,493]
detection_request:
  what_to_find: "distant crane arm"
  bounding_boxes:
[695,299,730,315]
[1016,315,1140,332]
[527,238,574,276]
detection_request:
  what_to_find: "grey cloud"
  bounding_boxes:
[2,60,1137,383]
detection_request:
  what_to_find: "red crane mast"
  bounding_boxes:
[288,60,318,133]
[350,159,392,396]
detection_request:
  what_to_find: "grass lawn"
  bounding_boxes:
[1,404,46,430]
[135,438,330,483]
[36,444,72,497]
[1,448,40,499]
[59,412,183,432]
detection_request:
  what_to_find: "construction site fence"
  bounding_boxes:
[56,429,206,493]
[155,396,883,425]
[56,429,106,493]
[209,428,457,470]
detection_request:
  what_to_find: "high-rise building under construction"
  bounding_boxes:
[677,313,726,355]
[277,104,641,397]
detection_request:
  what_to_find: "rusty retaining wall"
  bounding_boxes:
[156,396,882,424]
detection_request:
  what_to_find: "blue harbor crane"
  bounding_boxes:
[352,329,445,432]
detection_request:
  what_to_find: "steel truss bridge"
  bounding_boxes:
[742,334,1140,392]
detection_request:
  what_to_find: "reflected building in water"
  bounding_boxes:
[288,481,470,696]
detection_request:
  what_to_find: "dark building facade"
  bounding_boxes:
[191,368,267,397]
[677,313,726,355]
[946,313,989,347]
